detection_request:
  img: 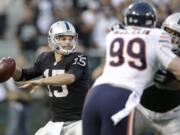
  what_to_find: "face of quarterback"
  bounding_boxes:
[54,35,75,53]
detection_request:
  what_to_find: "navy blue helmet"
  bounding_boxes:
[124,1,157,28]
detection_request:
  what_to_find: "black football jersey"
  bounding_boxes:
[141,85,180,113]
[21,51,89,121]
[140,50,180,113]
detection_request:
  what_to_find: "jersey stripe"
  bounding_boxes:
[126,111,135,135]
[159,32,171,43]
[159,40,170,43]
[160,35,171,39]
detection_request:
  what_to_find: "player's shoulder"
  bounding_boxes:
[150,28,172,47]
[37,51,54,61]
[134,27,171,47]
[68,52,87,58]
[65,52,88,63]
[149,28,169,36]
[66,52,88,67]
[105,28,125,43]
[106,26,157,37]
[106,27,124,36]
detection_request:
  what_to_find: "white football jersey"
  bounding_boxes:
[94,26,176,96]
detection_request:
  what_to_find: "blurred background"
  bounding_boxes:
[0,0,179,135]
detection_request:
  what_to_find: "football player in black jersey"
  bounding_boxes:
[12,21,89,135]
[135,13,180,135]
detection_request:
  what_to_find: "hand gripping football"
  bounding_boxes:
[0,57,16,82]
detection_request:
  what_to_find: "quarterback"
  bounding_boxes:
[12,21,89,135]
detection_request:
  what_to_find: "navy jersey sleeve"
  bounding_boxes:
[20,53,45,80]
[66,54,88,79]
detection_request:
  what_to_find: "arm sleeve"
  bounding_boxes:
[19,53,44,81]
[156,32,177,69]
[66,55,88,79]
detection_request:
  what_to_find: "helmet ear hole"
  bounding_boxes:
[125,1,157,28]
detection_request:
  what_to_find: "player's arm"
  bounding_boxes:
[19,73,76,91]
[157,46,180,80]
[13,53,43,81]
[19,71,79,91]
[20,54,88,88]
[167,57,180,79]
[157,31,180,80]
[12,65,41,82]
[20,73,75,86]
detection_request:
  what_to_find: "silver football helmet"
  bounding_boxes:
[162,13,180,49]
[48,21,78,55]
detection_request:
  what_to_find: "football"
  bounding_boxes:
[0,57,16,82]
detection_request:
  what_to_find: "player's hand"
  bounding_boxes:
[20,83,36,89]
[154,69,167,83]
[17,80,41,90]
[18,81,37,89]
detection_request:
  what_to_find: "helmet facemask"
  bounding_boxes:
[163,27,180,50]
[49,33,77,55]
[162,13,180,51]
